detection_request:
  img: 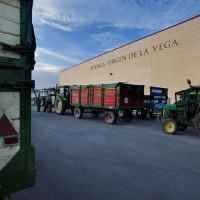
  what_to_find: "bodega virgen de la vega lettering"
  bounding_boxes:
[90,39,178,70]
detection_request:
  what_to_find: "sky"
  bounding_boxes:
[32,0,200,89]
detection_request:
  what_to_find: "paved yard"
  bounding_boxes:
[13,109,200,200]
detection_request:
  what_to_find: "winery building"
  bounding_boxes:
[60,15,200,103]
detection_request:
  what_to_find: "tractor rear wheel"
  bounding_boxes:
[121,110,133,122]
[162,118,178,135]
[105,111,117,124]
[55,96,66,115]
[194,114,200,136]
[74,107,83,119]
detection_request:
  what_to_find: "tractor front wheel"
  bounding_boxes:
[74,107,83,119]
[194,114,200,136]
[105,111,117,124]
[162,118,178,135]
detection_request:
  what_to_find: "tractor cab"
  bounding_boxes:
[175,88,198,124]
[56,85,70,97]
[175,87,200,124]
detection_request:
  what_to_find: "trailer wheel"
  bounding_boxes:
[136,109,147,119]
[105,111,117,124]
[55,96,66,115]
[74,107,83,119]
[194,114,200,136]
[91,111,99,118]
[121,110,133,122]
[162,118,178,135]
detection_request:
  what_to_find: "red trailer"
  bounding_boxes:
[70,83,144,124]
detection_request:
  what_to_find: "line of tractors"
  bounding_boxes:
[32,80,200,136]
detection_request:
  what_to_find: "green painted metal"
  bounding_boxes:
[162,104,177,119]
[162,82,200,132]
[70,82,144,90]
[0,1,35,69]
[0,88,35,198]
[0,0,36,198]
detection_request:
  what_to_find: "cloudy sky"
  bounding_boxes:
[32,0,200,89]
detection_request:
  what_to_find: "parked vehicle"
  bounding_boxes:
[42,88,56,112]
[39,88,55,107]
[70,83,144,124]
[54,85,71,115]
[0,0,36,199]
[137,86,168,119]
[39,85,71,114]
[162,80,200,135]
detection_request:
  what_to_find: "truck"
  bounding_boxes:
[0,0,36,199]
[70,83,144,124]
[161,80,200,135]
[136,86,168,119]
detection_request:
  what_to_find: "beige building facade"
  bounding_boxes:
[60,15,200,103]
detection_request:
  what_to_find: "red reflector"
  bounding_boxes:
[0,114,18,136]
[0,114,19,146]
[4,136,19,145]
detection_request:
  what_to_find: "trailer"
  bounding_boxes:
[136,86,168,119]
[0,0,36,199]
[70,83,144,124]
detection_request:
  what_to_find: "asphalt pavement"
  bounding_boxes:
[12,108,200,200]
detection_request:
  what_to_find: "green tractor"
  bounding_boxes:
[39,85,71,114]
[162,80,200,135]
[54,85,71,115]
